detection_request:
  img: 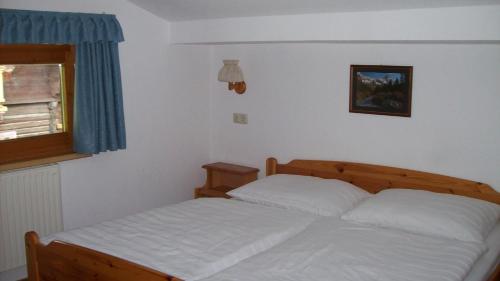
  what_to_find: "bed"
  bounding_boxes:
[25,157,500,281]
[25,197,318,281]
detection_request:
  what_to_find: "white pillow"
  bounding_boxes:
[228,174,371,217]
[341,189,500,242]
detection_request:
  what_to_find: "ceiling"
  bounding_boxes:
[128,0,500,21]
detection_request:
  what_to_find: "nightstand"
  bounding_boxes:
[195,162,259,199]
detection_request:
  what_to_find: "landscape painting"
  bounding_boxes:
[349,65,413,117]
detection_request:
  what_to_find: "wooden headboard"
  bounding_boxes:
[266,158,500,204]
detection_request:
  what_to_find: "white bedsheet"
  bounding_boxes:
[202,218,487,281]
[465,222,500,281]
[42,198,317,281]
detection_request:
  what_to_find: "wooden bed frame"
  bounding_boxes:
[25,232,181,281]
[266,158,500,204]
[25,157,500,281]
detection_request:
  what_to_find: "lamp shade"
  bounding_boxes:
[218,60,244,82]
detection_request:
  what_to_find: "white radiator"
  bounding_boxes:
[0,164,63,272]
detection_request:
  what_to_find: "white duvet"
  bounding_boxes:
[42,198,317,281]
[202,218,487,281]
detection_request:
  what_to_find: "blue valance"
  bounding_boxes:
[0,9,124,44]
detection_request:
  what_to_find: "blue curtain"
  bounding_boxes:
[0,9,126,154]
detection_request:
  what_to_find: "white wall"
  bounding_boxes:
[171,6,500,44]
[210,43,500,191]
[0,1,210,279]
[174,5,500,196]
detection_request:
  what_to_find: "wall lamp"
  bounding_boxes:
[217,60,246,94]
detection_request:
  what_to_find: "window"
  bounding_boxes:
[0,45,75,165]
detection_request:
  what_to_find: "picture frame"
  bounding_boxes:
[349,65,413,117]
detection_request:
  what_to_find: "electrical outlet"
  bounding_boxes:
[233,113,248,124]
[240,113,248,124]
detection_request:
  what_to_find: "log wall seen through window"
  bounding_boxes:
[0,64,65,140]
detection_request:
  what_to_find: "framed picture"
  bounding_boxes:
[350,65,413,117]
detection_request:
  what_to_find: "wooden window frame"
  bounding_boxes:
[0,44,76,165]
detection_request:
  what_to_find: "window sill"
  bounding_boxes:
[0,153,90,172]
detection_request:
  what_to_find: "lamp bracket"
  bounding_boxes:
[229,81,246,94]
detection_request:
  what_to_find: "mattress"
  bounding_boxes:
[42,198,317,281]
[201,218,489,281]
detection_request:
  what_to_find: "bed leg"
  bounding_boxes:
[25,231,41,281]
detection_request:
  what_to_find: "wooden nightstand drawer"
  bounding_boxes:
[195,162,259,199]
